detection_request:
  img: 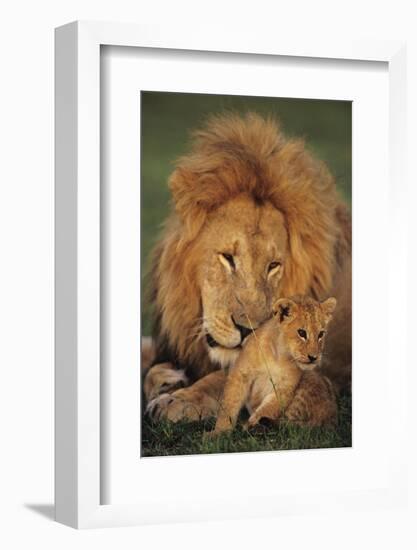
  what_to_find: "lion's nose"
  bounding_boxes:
[232,318,253,342]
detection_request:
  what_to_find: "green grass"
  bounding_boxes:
[141,91,352,336]
[141,393,352,457]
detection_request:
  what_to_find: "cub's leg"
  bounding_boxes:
[247,384,297,427]
[146,369,227,422]
[247,392,281,427]
[210,369,250,435]
[284,371,338,427]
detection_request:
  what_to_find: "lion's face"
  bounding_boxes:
[197,194,288,366]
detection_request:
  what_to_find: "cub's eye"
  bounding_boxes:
[318,330,325,340]
[297,329,307,340]
[268,261,281,272]
[221,253,235,269]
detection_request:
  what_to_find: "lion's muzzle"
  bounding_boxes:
[206,317,254,350]
[232,317,253,341]
[206,333,219,348]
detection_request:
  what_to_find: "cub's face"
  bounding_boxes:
[197,194,288,367]
[274,296,337,370]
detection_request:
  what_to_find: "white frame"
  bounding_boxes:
[55,21,407,529]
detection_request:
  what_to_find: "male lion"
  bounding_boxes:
[144,112,351,422]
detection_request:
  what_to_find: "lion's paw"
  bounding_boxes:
[144,363,188,402]
[146,393,202,423]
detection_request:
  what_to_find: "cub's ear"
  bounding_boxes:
[273,298,298,324]
[321,297,337,322]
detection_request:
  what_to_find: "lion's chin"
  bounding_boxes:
[297,362,318,372]
[207,346,241,369]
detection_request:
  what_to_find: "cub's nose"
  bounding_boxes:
[232,318,253,342]
[308,355,317,364]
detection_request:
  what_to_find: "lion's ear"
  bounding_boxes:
[273,298,298,324]
[321,297,337,323]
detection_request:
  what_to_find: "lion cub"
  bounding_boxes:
[209,296,338,436]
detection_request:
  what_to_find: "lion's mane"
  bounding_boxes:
[148,113,351,380]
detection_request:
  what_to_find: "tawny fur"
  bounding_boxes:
[208,296,338,436]
[144,113,351,421]
[285,370,338,427]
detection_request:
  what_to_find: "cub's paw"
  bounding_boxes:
[146,393,202,423]
[247,414,276,432]
[247,412,261,428]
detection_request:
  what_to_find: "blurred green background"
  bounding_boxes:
[141,92,352,336]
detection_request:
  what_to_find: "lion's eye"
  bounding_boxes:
[318,330,325,340]
[297,329,307,340]
[221,253,235,269]
[268,261,281,272]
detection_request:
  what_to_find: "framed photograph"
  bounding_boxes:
[55,21,407,528]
